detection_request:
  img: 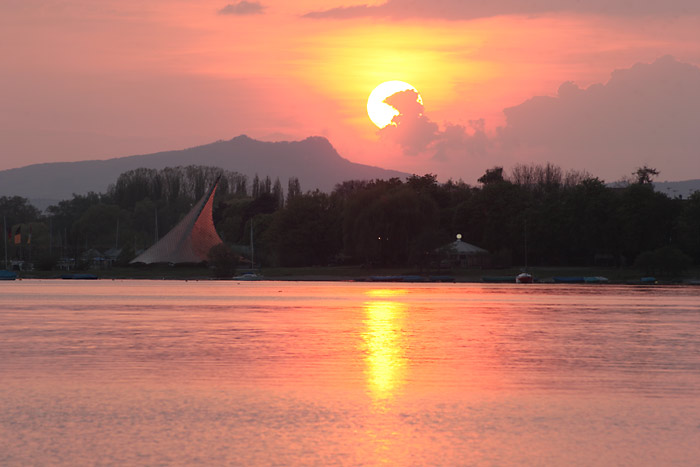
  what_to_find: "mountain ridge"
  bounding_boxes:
[0,135,410,206]
[653,180,700,199]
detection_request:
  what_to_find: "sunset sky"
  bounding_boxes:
[2,0,700,183]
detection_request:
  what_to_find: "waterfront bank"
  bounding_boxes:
[9,264,700,284]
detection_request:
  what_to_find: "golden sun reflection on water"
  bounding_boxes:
[365,288,409,298]
[362,298,408,401]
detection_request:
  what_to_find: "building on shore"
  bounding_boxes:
[438,237,491,268]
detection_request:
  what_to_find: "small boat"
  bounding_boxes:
[516,273,533,284]
[640,277,657,284]
[584,276,609,284]
[233,272,263,281]
[553,276,585,284]
[0,270,17,281]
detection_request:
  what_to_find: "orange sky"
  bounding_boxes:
[2,0,700,182]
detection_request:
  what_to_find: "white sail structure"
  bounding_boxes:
[130,181,223,264]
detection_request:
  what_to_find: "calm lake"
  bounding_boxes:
[1,280,699,465]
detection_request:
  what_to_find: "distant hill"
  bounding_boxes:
[654,180,700,199]
[0,136,409,207]
[607,179,700,198]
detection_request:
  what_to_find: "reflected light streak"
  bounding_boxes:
[365,289,408,298]
[362,299,408,401]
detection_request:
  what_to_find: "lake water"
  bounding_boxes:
[1,280,699,466]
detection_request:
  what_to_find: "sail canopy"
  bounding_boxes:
[130,181,223,264]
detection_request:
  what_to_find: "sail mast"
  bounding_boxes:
[250,218,255,269]
[3,216,7,270]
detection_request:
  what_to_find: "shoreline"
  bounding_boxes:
[8,265,700,285]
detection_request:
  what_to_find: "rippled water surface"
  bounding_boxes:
[1,280,699,465]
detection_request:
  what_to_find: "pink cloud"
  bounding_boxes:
[219,1,266,16]
[493,56,700,181]
[305,0,700,20]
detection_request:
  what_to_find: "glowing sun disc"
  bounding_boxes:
[367,80,422,128]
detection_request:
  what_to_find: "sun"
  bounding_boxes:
[367,81,423,128]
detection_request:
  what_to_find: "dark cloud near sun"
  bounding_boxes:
[304,0,700,20]
[378,89,486,161]
[379,90,438,155]
[218,1,265,16]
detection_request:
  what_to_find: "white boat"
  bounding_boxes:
[516,272,533,284]
[233,272,262,281]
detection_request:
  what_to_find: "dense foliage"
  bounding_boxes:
[2,163,699,275]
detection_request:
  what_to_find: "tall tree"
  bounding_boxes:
[265,191,341,267]
[478,166,505,185]
[634,165,659,185]
[0,196,41,224]
[251,175,261,198]
[287,177,302,203]
[272,178,284,209]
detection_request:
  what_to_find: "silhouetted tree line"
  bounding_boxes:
[3,163,699,275]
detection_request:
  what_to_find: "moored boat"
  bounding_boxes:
[233,272,263,281]
[553,276,585,284]
[0,270,17,280]
[516,272,533,284]
[584,276,609,284]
